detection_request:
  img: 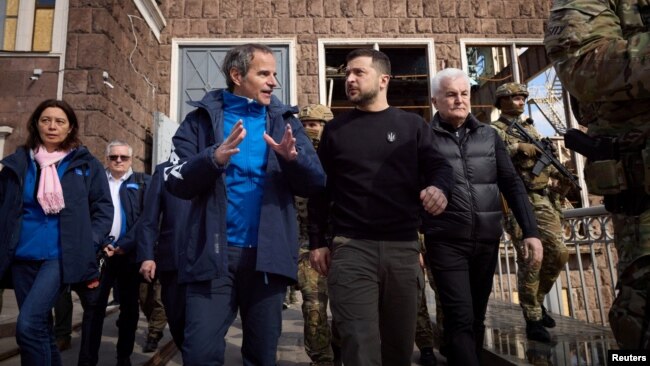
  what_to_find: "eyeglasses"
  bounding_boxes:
[108,155,131,162]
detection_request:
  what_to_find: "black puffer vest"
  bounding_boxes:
[422,113,503,242]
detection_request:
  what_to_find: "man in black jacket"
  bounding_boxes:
[421,68,543,366]
[79,140,150,366]
[309,48,454,366]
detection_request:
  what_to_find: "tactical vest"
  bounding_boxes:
[492,117,552,191]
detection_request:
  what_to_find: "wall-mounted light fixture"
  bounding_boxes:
[102,71,114,89]
[30,68,43,81]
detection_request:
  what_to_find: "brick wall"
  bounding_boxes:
[61,0,164,172]
[1,0,552,163]
[0,57,60,157]
[157,0,552,107]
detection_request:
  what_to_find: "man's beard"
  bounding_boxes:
[347,87,379,106]
[501,102,524,116]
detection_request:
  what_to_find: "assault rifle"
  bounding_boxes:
[508,120,581,190]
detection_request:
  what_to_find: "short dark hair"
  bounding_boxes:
[345,48,391,76]
[25,99,82,151]
[221,43,275,92]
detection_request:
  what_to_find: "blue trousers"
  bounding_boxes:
[182,247,289,366]
[11,259,63,366]
[159,270,186,349]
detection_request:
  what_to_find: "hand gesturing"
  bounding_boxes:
[214,120,247,165]
[263,123,298,161]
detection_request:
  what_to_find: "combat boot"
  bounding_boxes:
[526,320,551,343]
[541,306,556,328]
[419,347,437,366]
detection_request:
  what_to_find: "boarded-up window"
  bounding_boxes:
[1,0,19,51]
[32,0,55,51]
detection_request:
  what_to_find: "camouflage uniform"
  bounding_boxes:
[545,0,650,349]
[415,236,445,365]
[296,104,336,365]
[415,237,435,351]
[296,197,335,365]
[491,87,570,324]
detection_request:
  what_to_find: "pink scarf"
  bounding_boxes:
[33,147,69,215]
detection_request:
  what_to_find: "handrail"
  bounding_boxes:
[492,205,616,326]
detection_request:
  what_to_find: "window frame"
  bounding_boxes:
[317,38,437,112]
[459,37,544,85]
[0,0,67,53]
[132,0,165,43]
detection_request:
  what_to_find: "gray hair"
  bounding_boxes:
[221,44,274,92]
[431,68,471,97]
[105,140,133,157]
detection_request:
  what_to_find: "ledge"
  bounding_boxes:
[0,126,13,137]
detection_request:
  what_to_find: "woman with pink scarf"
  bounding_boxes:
[0,99,113,366]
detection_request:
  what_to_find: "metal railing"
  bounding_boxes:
[492,205,617,326]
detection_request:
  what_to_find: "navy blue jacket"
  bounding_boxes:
[112,171,151,261]
[165,90,326,283]
[0,146,114,284]
[137,162,190,271]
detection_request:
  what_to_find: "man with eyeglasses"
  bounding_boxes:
[75,140,151,366]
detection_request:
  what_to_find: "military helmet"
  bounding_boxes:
[298,104,334,123]
[494,83,529,108]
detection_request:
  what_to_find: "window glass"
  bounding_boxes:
[465,45,514,123]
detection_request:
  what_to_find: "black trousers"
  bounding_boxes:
[328,237,422,366]
[76,255,141,365]
[424,236,500,366]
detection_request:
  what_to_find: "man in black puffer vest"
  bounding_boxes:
[421,68,542,366]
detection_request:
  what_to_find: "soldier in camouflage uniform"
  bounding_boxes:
[296,104,338,366]
[491,83,570,343]
[544,0,650,350]
[415,235,439,366]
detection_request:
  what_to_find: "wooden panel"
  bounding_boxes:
[32,8,53,51]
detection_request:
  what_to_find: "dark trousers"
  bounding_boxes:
[76,255,141,365]
[11,259,63,366]
[159,270,186,349]
[425,236,500,366]
[54,288,73,340]
[139,278,167,340]
[182,247,289,366]
[328,237,421,366]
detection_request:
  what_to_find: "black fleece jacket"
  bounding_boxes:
[309,107,454,248]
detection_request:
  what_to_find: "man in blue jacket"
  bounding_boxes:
[138,161,191,349]
[164,43,325,365]
[78,140,151,366]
